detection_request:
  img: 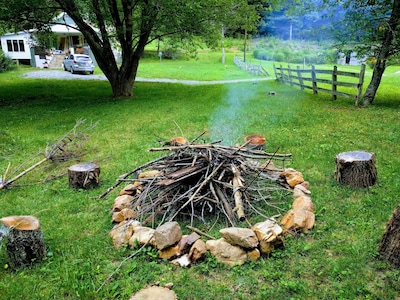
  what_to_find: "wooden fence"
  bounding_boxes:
[273,64,366,105]
[234,56,270,77]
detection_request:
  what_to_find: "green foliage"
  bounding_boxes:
[0,51,399,299]
[253,38,337,64]
[0,50,15,73]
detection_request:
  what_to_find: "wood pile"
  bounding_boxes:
[103,136,316,271]
[103,137,295,227]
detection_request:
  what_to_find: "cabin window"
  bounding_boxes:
[18,40,25,52]
[6,39,26,52]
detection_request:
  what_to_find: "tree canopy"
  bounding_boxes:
[0,0,264,97]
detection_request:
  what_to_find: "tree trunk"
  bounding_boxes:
[378,204,400,268]
[362,59,386,106]
[0,216,46,270]
[362,0,400,106]
[334,151,377,188]
[243,29,247,63]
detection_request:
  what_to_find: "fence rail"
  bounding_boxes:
[273,64,366,105]
[234,56,270,77]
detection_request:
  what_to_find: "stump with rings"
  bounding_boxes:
[0,215,47,269]
[334,150,377,188]
[68,162,100,189]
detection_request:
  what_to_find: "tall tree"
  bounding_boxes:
[362,0,400,105]
[0,0,256,98]
[324,0,400,105]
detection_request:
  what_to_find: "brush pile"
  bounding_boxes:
[105,136,294,227]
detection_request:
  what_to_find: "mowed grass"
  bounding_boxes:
[0,52,400,299]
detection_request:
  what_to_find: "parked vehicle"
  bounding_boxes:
[63,54,94,74]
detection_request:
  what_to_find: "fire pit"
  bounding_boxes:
[102,135,315,267]
[104,138,293,226]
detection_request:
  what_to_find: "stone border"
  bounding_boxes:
[109,167,315,267]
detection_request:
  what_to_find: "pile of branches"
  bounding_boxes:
[101,137,293,227]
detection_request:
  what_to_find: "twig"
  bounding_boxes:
[186,225,216,240]
[98,154,170,199]
[96,237,154,293]
[168,162,224,221]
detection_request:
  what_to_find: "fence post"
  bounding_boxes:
[355,64,366,106]
[288,65,294,86]
[280,64,285,82]
[311,65,318,94]
[273,64,278,79]
[332,66,338,100]
[297,66,304,90]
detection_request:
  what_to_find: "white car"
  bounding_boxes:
[63,54,94,74]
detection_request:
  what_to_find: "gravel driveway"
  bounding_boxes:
[23,70,107,80]
[22,69,273,85]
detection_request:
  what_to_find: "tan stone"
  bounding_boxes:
[206,238,247,266]
[177,232,201,255]
[252,219,283,243]
[119,182,143,196]
[219,227,259,249]
[154,221,182,250]
[129,226,155,248]
[138,170,161,179]
[292,196,315,213]
[109,220,136,249]
[300,181,310,190]
[112,208,137,223]
[247,248,260,261]
[158,245,179,260]
[129,286,177,300]
[280,168,304,187]
[293,184,311,198]
[261,160,278,171]
[281,209,315,233]
[188,239,207,263]
[259,240,275,254]
[112,194,134,212]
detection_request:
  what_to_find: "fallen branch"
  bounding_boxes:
[186,225,216,240]
[0,119,97,190]
[232,165,245,221]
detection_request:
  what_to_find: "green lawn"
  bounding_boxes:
[0,52,399,299]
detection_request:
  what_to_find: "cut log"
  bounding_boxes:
[244,134,266,151]
[378,204,400,268]
[334,151,377,188]
[232,165,245,221]
[68,162,100,189]
[0,215,46,269]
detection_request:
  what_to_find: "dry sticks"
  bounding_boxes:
[103,140,293,227]
[0,119,97,190]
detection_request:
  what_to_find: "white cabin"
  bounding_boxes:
[0,13,94,68]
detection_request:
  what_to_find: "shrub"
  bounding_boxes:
[0,50,15,72]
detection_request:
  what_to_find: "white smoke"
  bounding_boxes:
[209,84,257,145]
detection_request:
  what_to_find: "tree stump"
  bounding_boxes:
[378,204,400,267]
[0,215,47,269]
[68,162,100,189]
[244,134,266,151]
[334,151,377,188]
